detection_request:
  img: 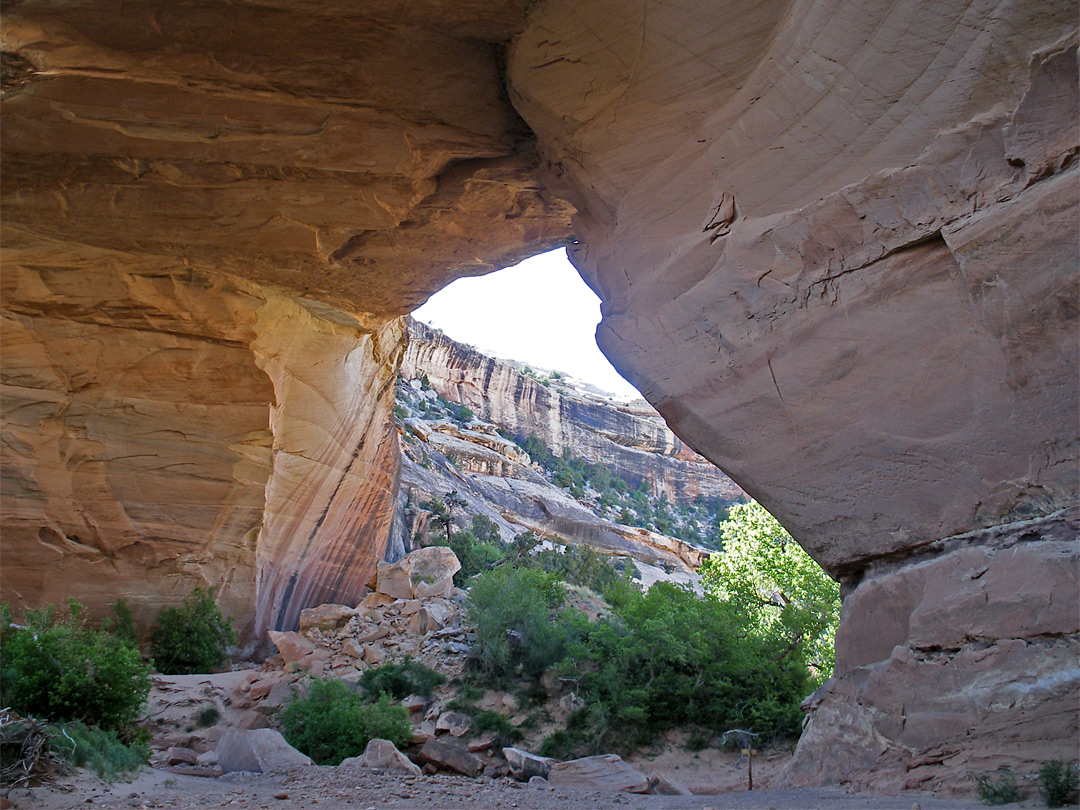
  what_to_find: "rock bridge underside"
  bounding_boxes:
[1,0,1076,793]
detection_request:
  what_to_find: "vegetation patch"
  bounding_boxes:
[281,679,412,766]
[150,588,235,675]
[359,658,445,700]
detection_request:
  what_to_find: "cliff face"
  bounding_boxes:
[402,319,740,504]
[1,250,403,647]
[509,0,1079,789]
[1,0,1077,792]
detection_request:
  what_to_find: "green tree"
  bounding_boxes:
[700,501,839,684]
[150,588,235,675]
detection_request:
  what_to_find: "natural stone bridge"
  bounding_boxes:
[1,0,1076,792]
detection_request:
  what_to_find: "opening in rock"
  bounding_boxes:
[413,248,640,401]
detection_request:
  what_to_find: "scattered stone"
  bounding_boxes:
[648,772,693,795]
[503,748,554,782]
[358,625,390,643]
[274,791,288,800]
[363,644,386,665]
[401,695,427,714]
[298,604,356,633]
[216,729,313,774]
[468,733,498,753]
[435,711,471,737]
[341,739,423,777]
[417,738,484,777]
[236,709,272,730]
[527,775,551,789]
[548,754,650,793]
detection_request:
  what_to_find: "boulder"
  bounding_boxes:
[341,739,422,777]
[166,747,198,766]
[649,773,693,795]
[298,604,356,633]
[548,754,650,794]
[375,547,460,600]
[267,631,316,665]
[217,730,313,773]
[416,738,483,777]
[503,747,554,781]
[434,711,471,737]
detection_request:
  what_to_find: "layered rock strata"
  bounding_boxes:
[509,0,1079,789]
[403,319,740,503]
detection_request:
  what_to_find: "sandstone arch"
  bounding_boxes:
[1,0,1076,791]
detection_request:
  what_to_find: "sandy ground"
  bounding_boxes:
[5,764,994,810]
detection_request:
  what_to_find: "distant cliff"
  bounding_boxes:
[401,319,740,505]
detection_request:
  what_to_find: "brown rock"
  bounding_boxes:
[649,773,693,795]
[341,639,365,659]
[434,711,471,737]
[298,604,356,633]
[166,747,198,766]
[267,631,316,665]
[362,644,386,665]
[217,730,313,773]
[341,738,422,777]
[502,747,553,782]
[375,547,461,600]
[548,755,649,794]
[417,738,484,777]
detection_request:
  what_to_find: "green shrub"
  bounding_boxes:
[551,583,808,756]
[359,658,444,699]
[281,679,412,765]
[972,769,1018,805]
[467,567,582,678]
[150,588,235,675]
[0,602,151,731]
[48,720,148,782]
[196,706,220,728]
[1038,760,1079,808]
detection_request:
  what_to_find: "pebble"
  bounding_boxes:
[273,792,288,800]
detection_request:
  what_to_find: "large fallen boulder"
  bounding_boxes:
[341,738,422,777]
[267,631,316,665]
[299,604,356,633]
[548,754,650,794]
[503,747,554,781]
[216,730,313,773]
[416,737,483,777]
[372,547,461,599]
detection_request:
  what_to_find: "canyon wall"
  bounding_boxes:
[509,0,1078,790]
[402,318,741,503]
[1,245,403,645]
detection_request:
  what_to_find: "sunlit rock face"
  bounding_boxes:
[0,0,572,645]
[510,0,1078,790]
[1,248,404,647]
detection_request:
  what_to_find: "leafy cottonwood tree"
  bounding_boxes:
[700,501,840,685]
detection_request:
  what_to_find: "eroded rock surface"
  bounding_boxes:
[1,0,1076,794]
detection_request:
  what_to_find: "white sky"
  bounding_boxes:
[413,249,641,400]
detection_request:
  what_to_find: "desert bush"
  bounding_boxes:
[359,658,444,699]
[0,602,151,731]
[150,588,235,675]
[972,769,1019,805]
[1038,760,1079,808]
[467,567,583,678]
[281,679,412,766]
[195,706,220,728]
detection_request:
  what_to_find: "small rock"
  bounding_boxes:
[363,644,386,665]
[416,738,484,777]
[648,772,693,795]
[274,791,288,800]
